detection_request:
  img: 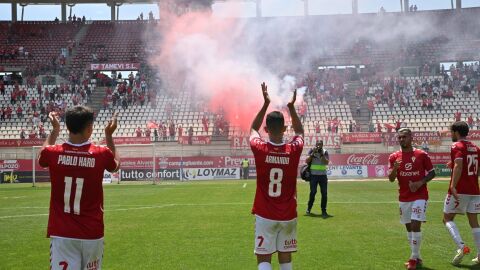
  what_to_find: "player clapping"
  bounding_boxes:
[250,82,304,270]
[38,106,120,270]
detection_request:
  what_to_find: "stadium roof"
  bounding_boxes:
[0,0,159,4]
[0,0,225,3]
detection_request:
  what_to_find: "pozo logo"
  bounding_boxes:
[0,160,19,170]
[182,168,239,180]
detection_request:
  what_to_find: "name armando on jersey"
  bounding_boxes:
[265,155,290,165]
[58,155,95,168]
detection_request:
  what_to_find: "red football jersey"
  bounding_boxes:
[250,131,304,221]
[388,148,434,202]
[450,140,480,195]
[39,142,117,240]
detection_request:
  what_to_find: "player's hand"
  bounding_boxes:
[393,159,401,169]
[287,88,297,107]
[105,112,118,137]
[447,161,453,169]
[48,112,60,132]
[450,186,459,200]
[409,180,423,192]
[261,82,270,105]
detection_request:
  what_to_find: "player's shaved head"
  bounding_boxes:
[265,111,285,134]
[397,128,412,150]
[66,106,94,134]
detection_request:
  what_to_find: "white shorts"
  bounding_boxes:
[50,237,103,270]
[254,215,297,255]
[399,200,428,224]
[443,194,480,214]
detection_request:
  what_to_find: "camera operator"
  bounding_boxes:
[306,140,331,217]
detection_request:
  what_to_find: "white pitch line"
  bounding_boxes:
[0,206,48,210]
[0,201,448,219]
[242,183,247,188]
[0,213,49,219]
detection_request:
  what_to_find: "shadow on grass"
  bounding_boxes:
[454,263,480,269]
[303,213,334,219]
[418,266,435,270]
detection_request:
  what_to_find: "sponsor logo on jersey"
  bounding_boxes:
[405,163,413,171]
[284,239,297,249]
[86,258,100,270]
[412,206,423,214]
[399,171,420,177]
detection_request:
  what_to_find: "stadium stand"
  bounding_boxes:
[1,8,480,142]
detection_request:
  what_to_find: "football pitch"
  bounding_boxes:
[1,179,480,270]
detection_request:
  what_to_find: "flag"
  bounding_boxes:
[147,121,158,129]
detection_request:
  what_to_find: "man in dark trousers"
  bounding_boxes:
[306,140,331,217]
[241,158,250,179]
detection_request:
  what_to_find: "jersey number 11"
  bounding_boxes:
[64,177,84,215]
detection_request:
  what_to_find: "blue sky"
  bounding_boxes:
[0,0,479,20]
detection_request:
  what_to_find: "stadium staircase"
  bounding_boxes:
[65,23,91,73]
[345,81,370,132]
[89,86,107,115]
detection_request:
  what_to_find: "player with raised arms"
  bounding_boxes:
[38,106,120,270]
[443,121,480,265]
[388,128,435,270]
[250,82,304,270]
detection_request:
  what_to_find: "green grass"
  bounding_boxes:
[1,179,480,269]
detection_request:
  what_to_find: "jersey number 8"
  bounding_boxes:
[268,168,283,197]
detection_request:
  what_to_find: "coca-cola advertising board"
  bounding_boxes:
[2,152,454,182]
[330,153,389,166]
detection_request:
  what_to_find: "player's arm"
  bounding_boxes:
[105,112,120,172]
[388,157,400,182]
[251,82,270,132]
[43,112,60,147]
[38,112,60,168]
[421,155,436,185]
[287,88,304,137]
[410,154,436,192]
[450,158,463,199]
